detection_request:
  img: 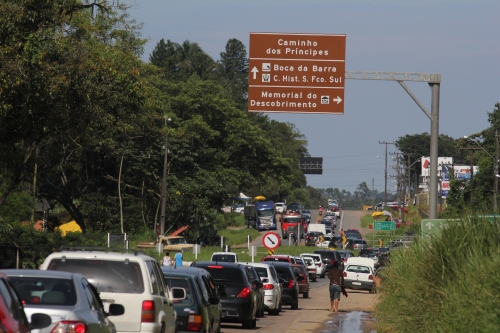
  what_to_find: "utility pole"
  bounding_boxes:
[379,141,394,204]
[495,131,499,214]
[371,178,375,209]
[159,116,171,236]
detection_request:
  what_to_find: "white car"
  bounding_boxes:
[245,262,283,315]
[40,248,181,333]
[343,257,375,293]
[233,204,245,213]
[275,202,287,214]
[300,256,318,282]
[211,252,239,262]
[300,253,325,278]
[316,235,334,248]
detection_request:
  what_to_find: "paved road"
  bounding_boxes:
[221,211,376,333]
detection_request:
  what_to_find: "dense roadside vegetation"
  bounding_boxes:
[0,1,317,240]
[375,217,500,332]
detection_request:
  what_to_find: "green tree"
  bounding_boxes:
[217,38,248,109]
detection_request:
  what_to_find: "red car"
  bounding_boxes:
[0,272,51,333]
[291,264,310,298]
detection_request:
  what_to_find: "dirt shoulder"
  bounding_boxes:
[284,279,377,333]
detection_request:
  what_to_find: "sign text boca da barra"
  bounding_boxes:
[248,33,346,114]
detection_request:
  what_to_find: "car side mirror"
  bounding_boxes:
[108,304,125,316]
[261,278,269,283]
[31,313,51,330]
[171,287,186,301]
[253,280,263,289]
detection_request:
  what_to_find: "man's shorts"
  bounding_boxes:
[329,284,341,300]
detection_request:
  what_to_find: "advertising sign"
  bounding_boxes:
[421,157,453,177]
[248,32,346,114]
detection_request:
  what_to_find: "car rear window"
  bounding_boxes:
[211,254,236,262]
[360,249,377,256]
[199,266,245,284]
[9,277,77,306]
[292,266,306,275]
[346,265,371,274]
[253,267,269,279]
[164,277,194,306]
[47,259,144,294]
[273,267,293,281]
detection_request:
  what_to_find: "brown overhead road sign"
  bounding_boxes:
[248,32,346,114]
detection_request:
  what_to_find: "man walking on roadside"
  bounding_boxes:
[327,261,344,313]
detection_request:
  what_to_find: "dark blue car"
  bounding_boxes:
[161,266,222,333]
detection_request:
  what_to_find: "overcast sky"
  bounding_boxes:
[123,0,499,193]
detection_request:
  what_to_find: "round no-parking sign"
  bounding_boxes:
[262,232,280,250]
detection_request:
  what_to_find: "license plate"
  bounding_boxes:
[352,282,361,285]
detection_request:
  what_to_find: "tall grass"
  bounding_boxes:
[375,217,500,332]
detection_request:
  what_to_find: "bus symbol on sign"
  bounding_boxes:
[321,96,330,104]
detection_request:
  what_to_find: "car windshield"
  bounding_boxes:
[258,209,274,217]
[164,277,194,306]
[47,259,145,294]
[9,276,77,306]
[283,217,301,223]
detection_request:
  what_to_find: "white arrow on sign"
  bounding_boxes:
[251,66,259,79]
[426,221,434,230]
[333,96,342,104]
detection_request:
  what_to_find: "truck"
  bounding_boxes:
[136,235,194,252]
[244,201,277,231]
[136,225,195,252]
[281,212,307,239]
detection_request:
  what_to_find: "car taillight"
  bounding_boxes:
[141,300,155,322]
[207,265,223,269]
[343,272,347,277]
[186,314,203,331]
[287,279,295,288]
[369,275,373,280]
[31,296,41,303]
[263,284,274,290]
[51,321,87,333]
[237,287,251,298]
[330,259,335,265]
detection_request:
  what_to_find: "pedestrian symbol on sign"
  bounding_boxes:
[321,96,330,104]
[262,63,271,71]
[262,74,270,82]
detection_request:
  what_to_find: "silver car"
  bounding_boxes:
[2,269,125,333]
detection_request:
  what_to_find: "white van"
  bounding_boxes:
[307,224,326,235]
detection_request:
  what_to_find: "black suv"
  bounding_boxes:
[314,249,343,270]
[264,261,302,310]
[191,262,260,329]
[161,266,222,333]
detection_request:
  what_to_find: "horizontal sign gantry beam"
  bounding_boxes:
[345,71,441,83]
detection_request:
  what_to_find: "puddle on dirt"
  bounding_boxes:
[320,311,376,333]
